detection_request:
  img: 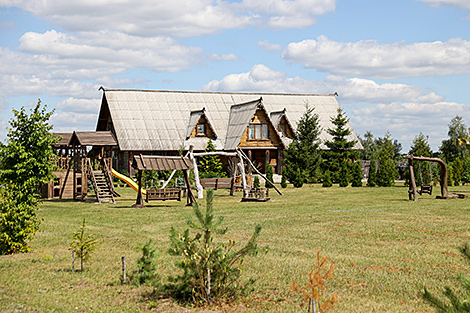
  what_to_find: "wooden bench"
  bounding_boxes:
[146,188,181,202]
[418,184,432,196]
[200,178,234,190]
[242,187,270,202]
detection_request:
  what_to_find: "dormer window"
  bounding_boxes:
[279,124,287,137]
[248,123,268,140]
[197,123,205,136]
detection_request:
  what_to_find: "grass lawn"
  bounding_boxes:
[1,183,470,312]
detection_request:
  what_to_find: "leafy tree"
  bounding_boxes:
[452,157,463,186]
[168,189,262,303]
[376,132,398,187]
[265,165,274,188]
[408,133,432,186]
[280,174,288,188]
[423,243,470,312]
[0,100,59,254]
[351,162,363,187]
[69,219,99,272]
[338,161,349,187]
[367,159,377,187]
[283,106,322,184]
[322,170,332,187]
[323,108,357,182]
[199,139,226,178]
[461,156,470,185]
[440,116,469,163]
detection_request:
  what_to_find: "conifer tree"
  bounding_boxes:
[199,139,226,178]
[376,132,398,187]
[408,133,432,186]
[338,161,349,187]
[284,106,322,184]
[367,159,377,187]
[253,175,260,188]
[281,174,288,188]
[323,108,357,182]
[351,162,363,187]
[322,170,332,187]
[292,168,304,188]
[265,165,274,188]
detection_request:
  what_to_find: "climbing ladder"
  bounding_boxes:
[87,159,115,204]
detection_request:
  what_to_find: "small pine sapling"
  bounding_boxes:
[281,174,288,188]
[423,243,470,312]
[130,239,158,286]
[291,251,339,313]
[169,189,263,303]
[265,165,274,188]
[253,175,260,188]
[351,162,363,187]
[69,219,99,271]
[322,170,332,187]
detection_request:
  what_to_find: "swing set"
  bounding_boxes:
[405,155,467,201]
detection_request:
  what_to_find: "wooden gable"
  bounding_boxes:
[238,108,283,148]
[278,115,295,138]
[189,115,217,139]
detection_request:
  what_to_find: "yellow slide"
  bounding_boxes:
[111,168,147,195]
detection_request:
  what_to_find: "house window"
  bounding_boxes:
[197,124,205,136]
[248,123,269,140]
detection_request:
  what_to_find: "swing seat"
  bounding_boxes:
[418,184,432,196]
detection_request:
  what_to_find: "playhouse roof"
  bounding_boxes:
[132,155,193,171]
[69,131,117,147]
[96,88,362,151]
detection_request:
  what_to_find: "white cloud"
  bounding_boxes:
[257,40,282,51]
[56,97,100,114]
[50,111,98,132]
[208,53,241,61]
[282,36,470,79]
[3,0,336,36]
[203,64,469,150]
[417,0,470,9]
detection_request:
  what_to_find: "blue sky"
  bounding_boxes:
[1,0,469,152]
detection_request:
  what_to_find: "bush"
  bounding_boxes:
[253,175,260,188]
[338,161,349,187]
[168,189,263,303]
[322,170,332,187]
[351,162,363,187]
[265,165,274,188]
[292,168,304,188]
[367,160,376,187]
[281,174,288,188]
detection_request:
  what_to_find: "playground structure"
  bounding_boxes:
[405,155,467,201]
[42,131,119,204]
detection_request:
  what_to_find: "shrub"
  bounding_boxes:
[265,165,274,188]
[253,175,260,188]
[351,162,363,187]
[322,170,332,187]
[338,161,349,187]
[281,174,287,188]
[168,189,262,303]
[292,168,304,188]
[367,159,376,187]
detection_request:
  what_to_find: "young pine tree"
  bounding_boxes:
[338,161,349,187]
[199,139,226,178]
[351,162,363,187]
[253,175,260,188]
[281,174,288,188]
[367,159,377,187]
[284,106,322,184]
[265,165,274,188]
[292,168,304,188]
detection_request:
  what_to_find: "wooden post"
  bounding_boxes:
[408,157,418,201]
[133,170,145,208]
[404,155,449,199]
[189,146,204,199]
[72,250,75,272]
[230,157,237,196]
[121,256,126,284]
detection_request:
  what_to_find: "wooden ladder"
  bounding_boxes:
[87,159,115,204]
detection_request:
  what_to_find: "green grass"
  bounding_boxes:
[2,183,470,312]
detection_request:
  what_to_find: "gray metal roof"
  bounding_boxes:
[98,88,363,151]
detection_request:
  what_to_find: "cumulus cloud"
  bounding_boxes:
[282,36,470,79]
[417,0,470,9]
[3,0,336,36]
[203,64,469,150]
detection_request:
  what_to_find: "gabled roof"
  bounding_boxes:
[69,131,117,147]
[270,109,294,131]
[52,132,73,147]
[132,155,193,171]
[225,98,261,150]
[97,88,363,151]
[185,108,217,139]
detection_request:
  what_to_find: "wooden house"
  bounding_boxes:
[96,88,362,174]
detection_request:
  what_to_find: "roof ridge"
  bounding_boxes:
[99,86,337,97]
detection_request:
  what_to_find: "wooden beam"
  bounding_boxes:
[189,146,204,199]
[404,155,448,198]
